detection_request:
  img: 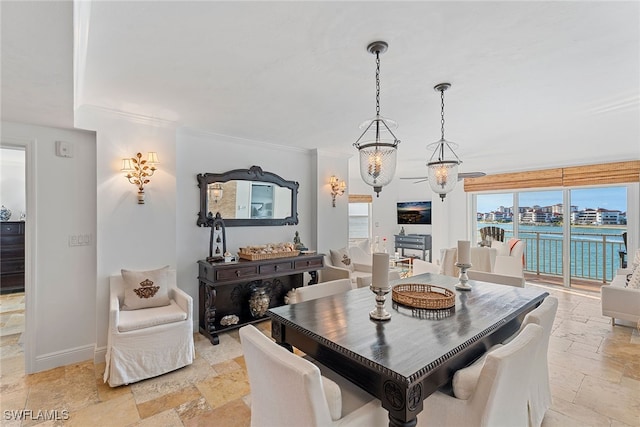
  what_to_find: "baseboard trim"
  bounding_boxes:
[34,344,95,373]
[94,345,107,364]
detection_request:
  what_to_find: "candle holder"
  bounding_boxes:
[455,262,473,291]
[369,284,392,321]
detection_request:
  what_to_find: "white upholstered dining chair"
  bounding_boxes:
[450,296,558,427]
[294,278,354,303]
[512,296,558,427]
[418,323,543,427]
[239,325,388,427]
[104,268,194,387]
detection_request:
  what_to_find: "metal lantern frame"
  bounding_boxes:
[427,83,462,201]
[353,41,400,197]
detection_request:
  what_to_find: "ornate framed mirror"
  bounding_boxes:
[197,166,299,227]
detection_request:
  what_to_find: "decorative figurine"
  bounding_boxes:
[399,227,405,236]
[293,231,307,251]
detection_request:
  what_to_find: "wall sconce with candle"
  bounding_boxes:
[121,152,159,204]
[209,183,224,205]
[329,175,346,207]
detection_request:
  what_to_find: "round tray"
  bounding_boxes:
[392,283,455,310]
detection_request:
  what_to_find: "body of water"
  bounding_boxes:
[479,223,627,282]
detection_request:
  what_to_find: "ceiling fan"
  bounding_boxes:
[400,171,487,184]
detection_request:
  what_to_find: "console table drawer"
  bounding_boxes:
[0,222,24,235]
[398,242,427,250]
[1,259,25,274]
[395,236,426,244]
[295,257,323,269]
[259,261,294,275]
[215,265,259,281]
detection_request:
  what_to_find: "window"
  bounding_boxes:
[349,202,371,240]
[474,186,628,285]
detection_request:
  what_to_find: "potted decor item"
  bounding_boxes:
[0,205,11,221]
[248,283,271,318]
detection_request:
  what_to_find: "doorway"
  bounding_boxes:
[1,140,35,373]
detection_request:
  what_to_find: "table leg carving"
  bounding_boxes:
[382,380,421,427]
[203,283,219,345]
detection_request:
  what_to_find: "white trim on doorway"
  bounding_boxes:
[1,137,37,374]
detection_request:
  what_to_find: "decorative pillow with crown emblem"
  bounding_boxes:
[330,248,354,272]
[121,266,171,310]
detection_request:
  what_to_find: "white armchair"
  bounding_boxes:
[104,268,195,387]
[320,247,397,288]
[601,267,640,325]
[492,238,526,278]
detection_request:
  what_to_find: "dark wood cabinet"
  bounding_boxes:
[394,234,432,262]
[1,221,25,294]
[197,254,324,345]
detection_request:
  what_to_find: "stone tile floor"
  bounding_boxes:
[1,283,639,426]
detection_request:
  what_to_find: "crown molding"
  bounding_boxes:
[75,104,179,128]
[177,126,311,155]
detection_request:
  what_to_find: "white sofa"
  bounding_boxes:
[438,241,526,287]
[601,268,640,326]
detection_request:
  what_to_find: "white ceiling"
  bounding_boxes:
[2,1,639,177]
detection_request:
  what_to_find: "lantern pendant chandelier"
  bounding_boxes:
[427,83,462,201]
[353,41,400,197]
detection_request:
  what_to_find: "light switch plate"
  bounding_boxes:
[55,140,74,158]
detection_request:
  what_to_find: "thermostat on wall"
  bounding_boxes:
[55,140,74,158]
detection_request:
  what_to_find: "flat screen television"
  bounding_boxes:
[397,201,432,225]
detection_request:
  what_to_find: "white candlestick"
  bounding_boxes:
[458,240,471,265]
[372,252,390,289]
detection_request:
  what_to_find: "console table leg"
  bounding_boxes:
[308,270,318,285]
[388,415,417,427]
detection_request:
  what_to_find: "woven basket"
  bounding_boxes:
[237,250,300,261]
[392,283,455,310]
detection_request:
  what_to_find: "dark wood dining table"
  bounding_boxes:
[268,272,548,427]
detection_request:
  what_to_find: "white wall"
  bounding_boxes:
[314,149,350,254]
[0,147,26,217]
[175,127,319,308]
[75,107,177,353]
[1,121,97,372]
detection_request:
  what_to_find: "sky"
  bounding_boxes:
[477,187,627,213]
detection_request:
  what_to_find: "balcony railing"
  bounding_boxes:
[505,231,626,283]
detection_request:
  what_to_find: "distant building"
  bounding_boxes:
[521,209,547,223]
[573,208,622,225]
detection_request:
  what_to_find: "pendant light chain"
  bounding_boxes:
[440,88,446,140]
[375,51,381,116]
[440,87,446,160]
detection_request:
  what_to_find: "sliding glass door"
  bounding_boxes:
[475,186,628,287]
[569,187,627,283]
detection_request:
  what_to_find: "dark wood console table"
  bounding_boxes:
[394,234,432,262]
[198,253,324,345]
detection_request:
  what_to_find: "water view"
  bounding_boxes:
[478,223,627,282]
